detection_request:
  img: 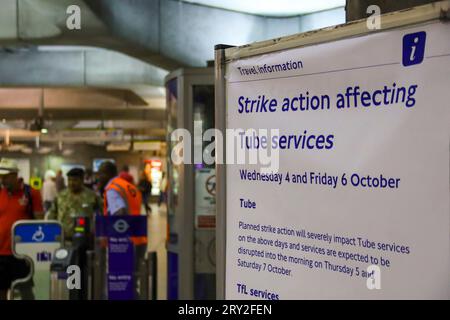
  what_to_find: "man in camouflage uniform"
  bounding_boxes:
[46,168,102,242]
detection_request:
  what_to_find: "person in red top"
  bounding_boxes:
[0,158,43,300]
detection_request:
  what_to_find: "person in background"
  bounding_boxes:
[138,171,152,215]
[98,161,146,298]
[46,168,102,243]
[0,158,43,300]
[98,162,141,216]
[55,169,65,193]
[92,172,101,194]
[42,170,57,212]
[158,172,168,208]
[83,168,95,190]
[119,165,135,185]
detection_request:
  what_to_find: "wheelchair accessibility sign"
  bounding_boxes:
[11,221,63,300]
[13,222,62,243]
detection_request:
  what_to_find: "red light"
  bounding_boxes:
[78,217,85,226]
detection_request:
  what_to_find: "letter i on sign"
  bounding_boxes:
[410,38,418,61]
[402,31,426,66]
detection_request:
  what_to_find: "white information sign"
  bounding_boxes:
[225,21,450,299]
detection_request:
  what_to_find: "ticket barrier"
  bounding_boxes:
[50,215,156,300]
[93,215,154,300]
[50,216,92,300]
[10,221,63,300]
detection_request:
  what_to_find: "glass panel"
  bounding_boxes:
[166,78,179,246]
[192,85,216,299]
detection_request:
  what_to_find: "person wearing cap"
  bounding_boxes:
[46,168,102,242]
[0,158,43,300]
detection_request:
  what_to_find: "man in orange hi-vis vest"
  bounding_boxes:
[98,161,147,299]
[97,161,147,246]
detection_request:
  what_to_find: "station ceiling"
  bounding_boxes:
[182,0,345,17]
[0,87,166,149]
[0,0,345,149]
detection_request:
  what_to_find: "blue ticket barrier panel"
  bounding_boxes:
[11,221,63,300]
[95,215,147,300]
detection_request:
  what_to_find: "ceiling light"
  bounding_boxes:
[5,144,26,152]
[107,142,131,152]
[62,149,74,156]
[37,147,53,154]
[22,147,33,154]
[133,141,161,151]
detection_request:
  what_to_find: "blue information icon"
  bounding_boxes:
[402,31,426,67]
